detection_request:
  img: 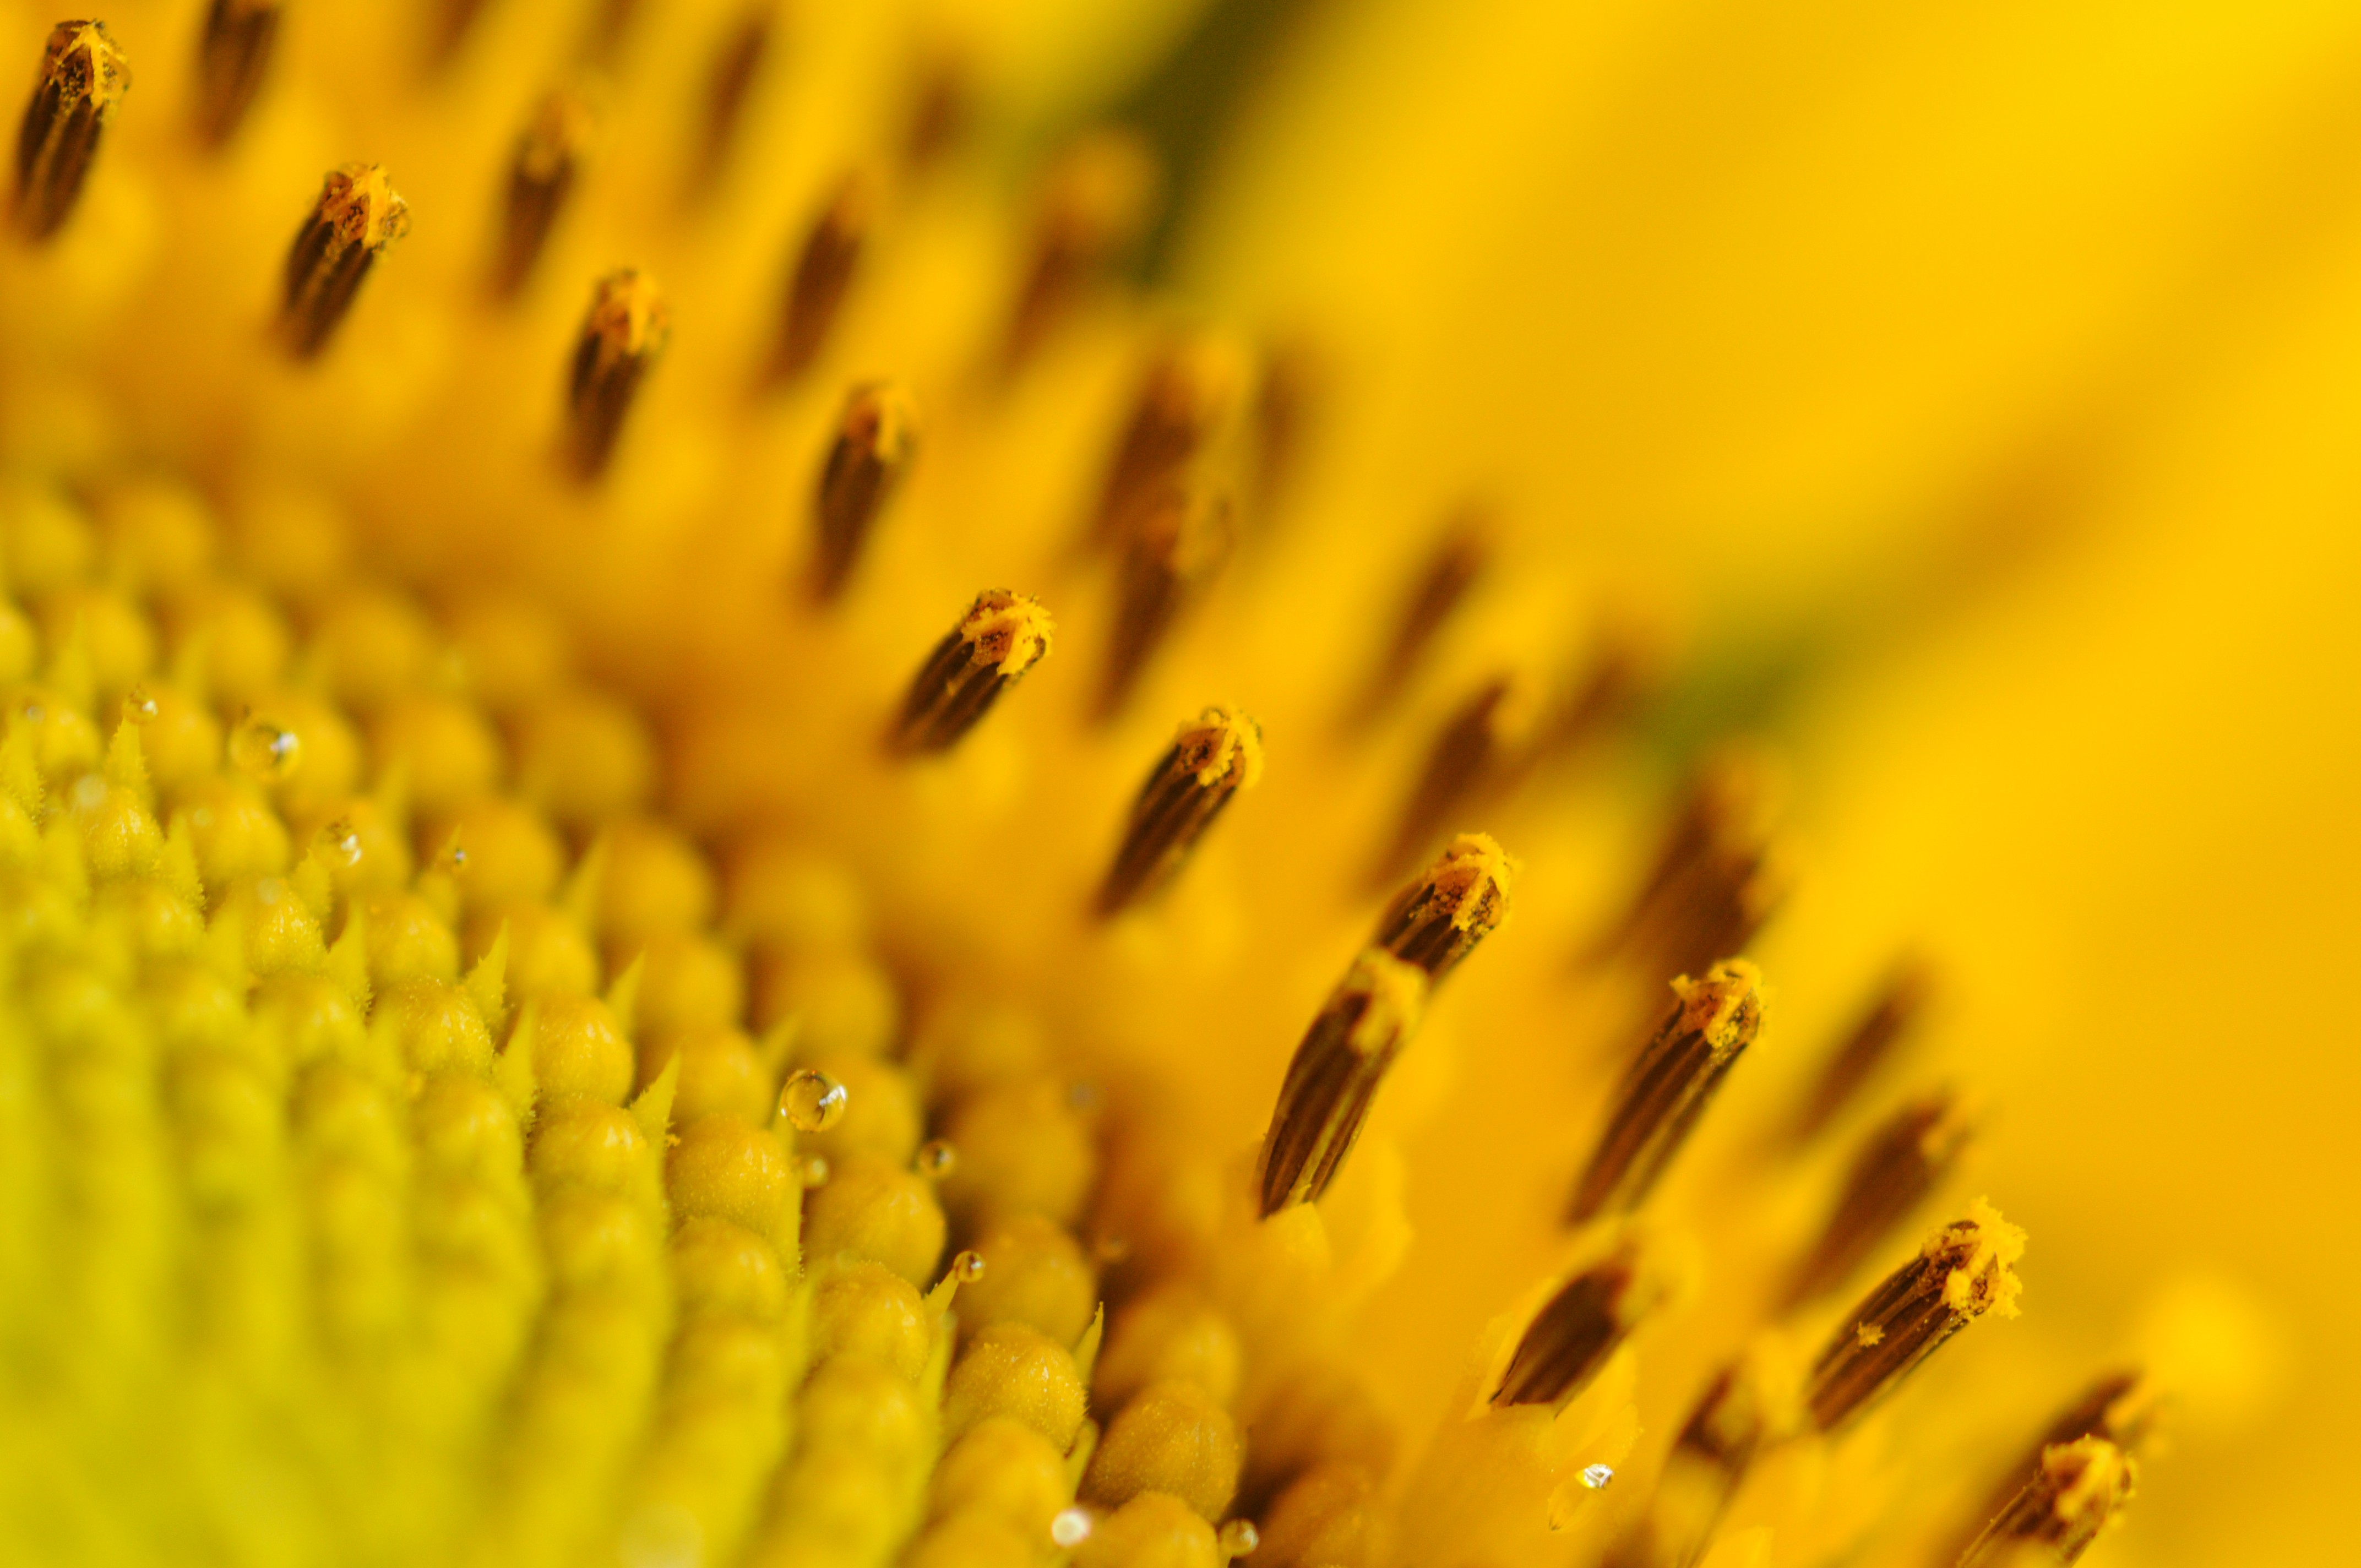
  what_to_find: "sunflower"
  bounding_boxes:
[0,3,2337,1566]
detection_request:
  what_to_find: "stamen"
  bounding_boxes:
[1592,758,1786,986]
[1369,831,1517,986]
[689,8,771,195]
[280,165,411,360]
[1001,130,1158,373]
[1255,950,1428,1217]
[811,382,920,601]
[1957,1436,2136,1568]
[1345,505,1492,729]
[1803,1199,2025,1434]
[1089,336,1244,552]
[1780,1088,1979,1309]
[488,88,597,300]
[1368,672,1539,888]
[1948,1370,2164,1565]
[771,173,873,384]
[1786,959,1934,1147]
[1095,706,1264,917]
[1243,335,1324,524]
[13,21,132,243]
[1095,481,1234,721]
[192,1,280,149]
[1567,962,1764,1224]
[1602,1340,1803,1568]
[564,269,671,480]
[888,590,1055,755]
[583,0,639,63]
[1493,1239,1664,1408]
[431,1,491,63]
[899,43,971,171]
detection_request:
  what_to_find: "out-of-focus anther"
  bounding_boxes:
[689,7,771,195]
[280,164,410,360]
[1805,1200,2025,1435]
[1368,672,1541,889]
[1000,129,1158,374]
[1096,706,1263,917]
[1568,962,1763,1224]
[1255,950,1428,1217]
[192,1,279,149]
[1945,1370,2165,1567]
[1345,504,1493,730]
[811,382,920,601]
[889,590,1054,755]
[1590,754,1787,986]
[564,268,670,480]
[488,86,596,300]
[1370,832,1516,986]
[1781,1088,1979,1310]
[770,172,872,384]
[1244,334,1325,526]
[1096,481,1234,721]
[13,21,131,242]
[900,43,971,171]
[1605,1342,1804,1568]
[1089,335,1245,552]
[431,0,491,63]
[1786,959,1935,1148]
[1956,1436,2137,1568]
[1493,1238,1665,1409]
[583,0,639,63]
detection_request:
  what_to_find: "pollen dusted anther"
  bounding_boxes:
[13,21,132,242]
[1945,1369,2166,1564]
[1804,1200,2025,1434]
[565,268,672,480]
[889,590,1055,755]
[1567,960,1764,1223]
[812,382,921,601]
[1255,949,1428,1217]
[1781,1087,1979,1309]
[1957,1435,2137,1568]
[1096,706,1264,917]
[1371,831,1517,984]
[280,164,411,360]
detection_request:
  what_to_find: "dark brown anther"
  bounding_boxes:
[812,382,920,601]
[1494,1239,1663,1409]
[1255,950,1428,1217]
[1568,962,1764,1224]
[583,0,640,63]
[192,1,279,149]
[280,165,411,360]
[1946,1370,2164,1567]
[889,590,1055,755]
[900,44,971,171]
[1805,1200,2025,1435]
[1345,505,1493,731]
[770,172,873,384]
[1243,334,1325,526]
[1590,755,1787,986]
[1368,672,1540,889]
[1096,706,1264,917]
[1088,335,1245,552]
[431,1,492,64]
[1370,832,1517,986]
[13,21,131,242]
[1786,959,1935,1148]
[1957,1436,2137,1568]
[1000,129,1158,374]
[1780,1088,1979,1310]
[488,87,597,300]
[689,7,772,195]
[1536,618,1657,762]
[1602,1340,1804,1568]
[1096,481,1234,721]
[564,269,670,480]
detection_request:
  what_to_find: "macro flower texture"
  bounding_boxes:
[0,0,2351,1565]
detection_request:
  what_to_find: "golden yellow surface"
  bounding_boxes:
[0,1,2344,1565]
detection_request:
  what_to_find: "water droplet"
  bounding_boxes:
[798,1155,830,1188]
[951,1249,985,1283]
[1218,1518,1260,1557]
[914,1139,957,1178]
[230,714,302,781]
[780,1068,848,1133]
[1579,1463,1614,1490]
[1048,1509,1092,1549]
[316,819,363,869]
[122,687,157,725]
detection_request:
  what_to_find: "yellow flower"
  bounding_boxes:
[0,3,2330,1567]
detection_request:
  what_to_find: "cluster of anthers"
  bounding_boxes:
[0,10,2163,1568]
